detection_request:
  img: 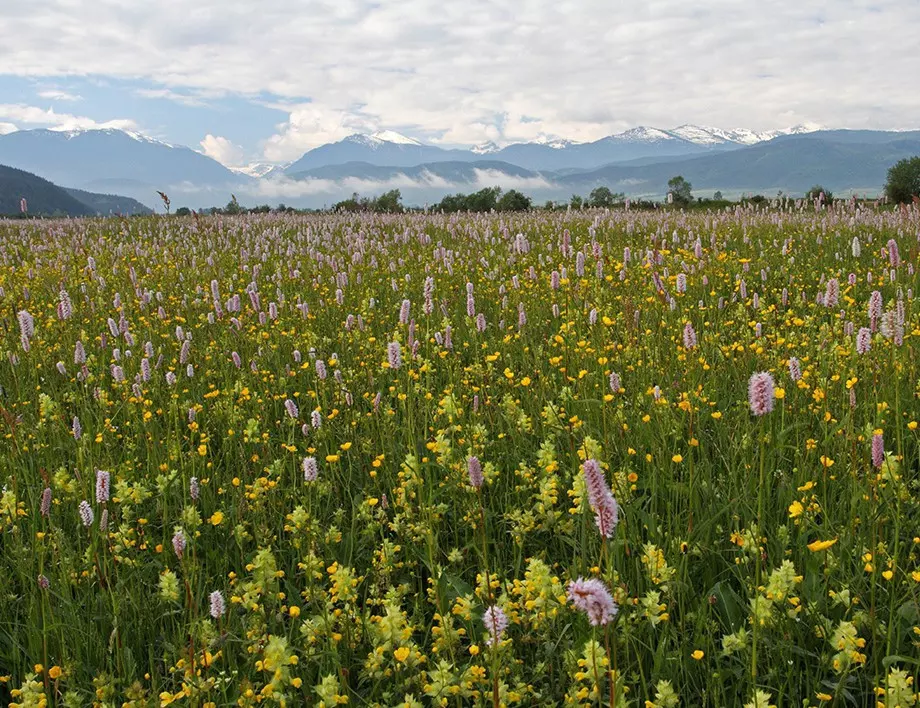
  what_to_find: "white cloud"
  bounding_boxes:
[251,176,339,198]
[0,122,17,135]
[261,104,376,161]
[199,134,245,166]
[471,169,554,191]
[135,88,211,106]
[1,0,919,158]
[247,166,556,200]
[37,89,82,101]
[0,103,137,131]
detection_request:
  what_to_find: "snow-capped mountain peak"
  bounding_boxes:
[613,127,676,142]
[531,135,578,149]
[667,125,749,145]
[471,141,500,155]
[53,127,176,148]
[781,122,824,136]
[370,130,421,145]
[667,123,823,146]
[231,162,287,178]
[344,131,422,149]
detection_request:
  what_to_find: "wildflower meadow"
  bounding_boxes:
[1,203,919,707]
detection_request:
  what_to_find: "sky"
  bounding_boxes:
[1,0,918,167]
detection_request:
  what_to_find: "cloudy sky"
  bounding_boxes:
[0,0,917,167]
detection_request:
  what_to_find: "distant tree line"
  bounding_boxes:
[328,187,535,214]
[332,189,405,213]
[174,196,305,217]
[434,187,532,212]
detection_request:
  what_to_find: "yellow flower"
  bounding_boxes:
[326,454,340,463]
[209,511,224,526]
[339,442,352,451]
[816,692,832,702]
[520,376,531,386]
[289,605,301,618]
[788,501,804,518]
[819,455,834,468]
[774,387,785,399]
[393,647,410,663]
[468,645,480,656]
[691,650,704,660]
[672,454,683,463]
[48,666,62,679]
[808,538,837,552]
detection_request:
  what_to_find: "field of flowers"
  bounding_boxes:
[1,204,919,707]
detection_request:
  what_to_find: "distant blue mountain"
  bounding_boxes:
[0,163,152,216]
[0,128,249,208]
[282,125,828,174]
[554,131,920,195]
[2,125,918,210]
[277,130,920,206]
[284,132,468,173]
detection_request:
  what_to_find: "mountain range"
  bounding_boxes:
[282,124,822,174]
[0,164,153,216]
[0,123,917,210]
[0,128,247,209]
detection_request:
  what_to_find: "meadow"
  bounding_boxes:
[0,203,919,707]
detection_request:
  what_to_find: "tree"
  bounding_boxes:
[433,187,537,213]
[588,186,614,208]
[713,191,723,201]
[372,189,403,213]
[224,194,243,215]
[175,206,192,217]
[435,194,465,212]
[667,176,692,205]
[805,185,833,203]
[884,156,920,204]
[333,192,366,212]
[497,189,531,212]
[570,195,584,210]
[467,187,501,212]
[587,186,625,208]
